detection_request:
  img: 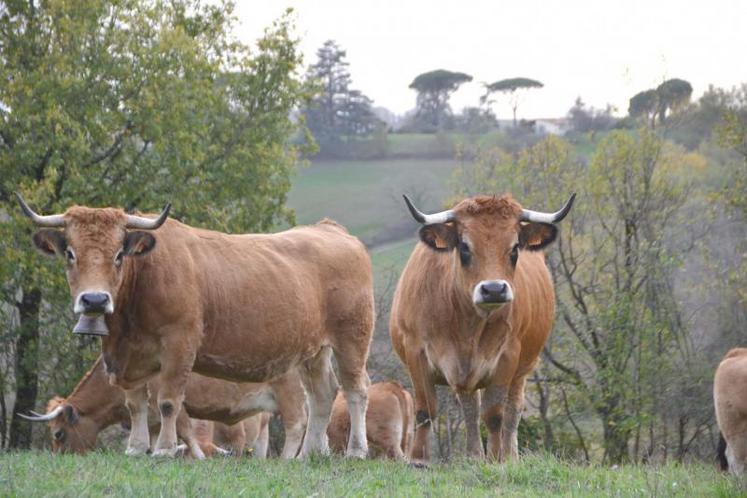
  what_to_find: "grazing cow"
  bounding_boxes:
[714,347,747,476]
[17,195,373,458]
[327,381,414,460]
[20,355,307,458]
[390,193,574,462]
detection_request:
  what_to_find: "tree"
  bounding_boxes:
[628,89,659,127]
[304,40,380,147]
[0,1,309,448]
[408,69,472,131]
[567,97,616,134]
[628,79,693,127]
[482,77,544,127]
[656,78,693,125]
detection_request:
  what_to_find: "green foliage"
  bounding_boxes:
[303,40,381,154]
[407,69,473,132]
[482,77,544,126]
[0,0,310,447]
[628,78,693,127]
[484,78,544,94]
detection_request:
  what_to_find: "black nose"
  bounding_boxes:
[480,281,507,303]
[80,292,109,312]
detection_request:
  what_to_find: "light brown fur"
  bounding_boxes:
[40,356,306,458]
[391,194,558,463]
[327,381,414,460]
[31,207,374,457]
[714,347,747,476]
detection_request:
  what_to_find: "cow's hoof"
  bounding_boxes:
[408,460,430,470]
[345,447,368,459]
[125,446,149,457]
[152,447,178,458]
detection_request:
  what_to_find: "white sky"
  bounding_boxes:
[234,0,747,119]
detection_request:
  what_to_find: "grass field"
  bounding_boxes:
[287,158,458,245]
[1,452,741,497]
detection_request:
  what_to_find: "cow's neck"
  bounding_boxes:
[66,357,128,430]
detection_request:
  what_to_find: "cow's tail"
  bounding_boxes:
[717,431,729,472]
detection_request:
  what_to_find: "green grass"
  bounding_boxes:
[1,452,741,497]
[287,158,458,244]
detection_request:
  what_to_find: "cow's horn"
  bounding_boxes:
[520,193,576,224]
[125,203,171,230]
[15,193,66,227]
[18,405,65,422]
[403,195,456,225]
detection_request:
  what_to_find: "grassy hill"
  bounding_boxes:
[287,158,458,246]
[1,452,741,497]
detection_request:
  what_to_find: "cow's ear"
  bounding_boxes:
[63,404,78,425]
[419,223,458,252]
[123,231,156,257]
[32,230,67,257]
[519,222,558,251]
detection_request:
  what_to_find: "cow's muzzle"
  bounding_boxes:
[473,280,513,309]
[73,291,112,336]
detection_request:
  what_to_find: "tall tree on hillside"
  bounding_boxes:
[628,78,693,127]
[304,40,380,145]
[482,77,544,127]
[656,78,693,125]
[0,2,309,448]
[408,69,472,131]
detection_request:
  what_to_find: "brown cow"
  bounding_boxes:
[714,347,747,476]
[21,356,307,458]
[17,195,373,458]
[390,193,574,463]
[327,381,414,460]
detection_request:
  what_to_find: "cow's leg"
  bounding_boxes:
[499,375,527,462]
[726,434,747,476]
[457,390,485,458]
[407,350,438,463]
[253,417,270,459]
[481,385,508,460]
[299,347,337,457]
[175,411,205,460]
[153,340,196,457]
[333,342,371,459]
[124,385,150,456]
[277,387,308,459]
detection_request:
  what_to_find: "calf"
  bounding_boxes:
[327,381,414,460]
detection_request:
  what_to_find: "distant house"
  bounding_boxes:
[535,118,569,135]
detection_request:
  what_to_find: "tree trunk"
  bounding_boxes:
[602,414,631,464]
[9,287,42,449]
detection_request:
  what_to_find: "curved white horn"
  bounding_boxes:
[125,203,171,230]
[520,193,576,224]
[18,405,65,422]
[15,193,65,227]
[403,195,456,225]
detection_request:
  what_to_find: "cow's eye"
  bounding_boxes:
[510,244,519,266]
[54,429,65,441]
[114,250,124,267]
[65,248,76,263]
[458,241,471,266]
